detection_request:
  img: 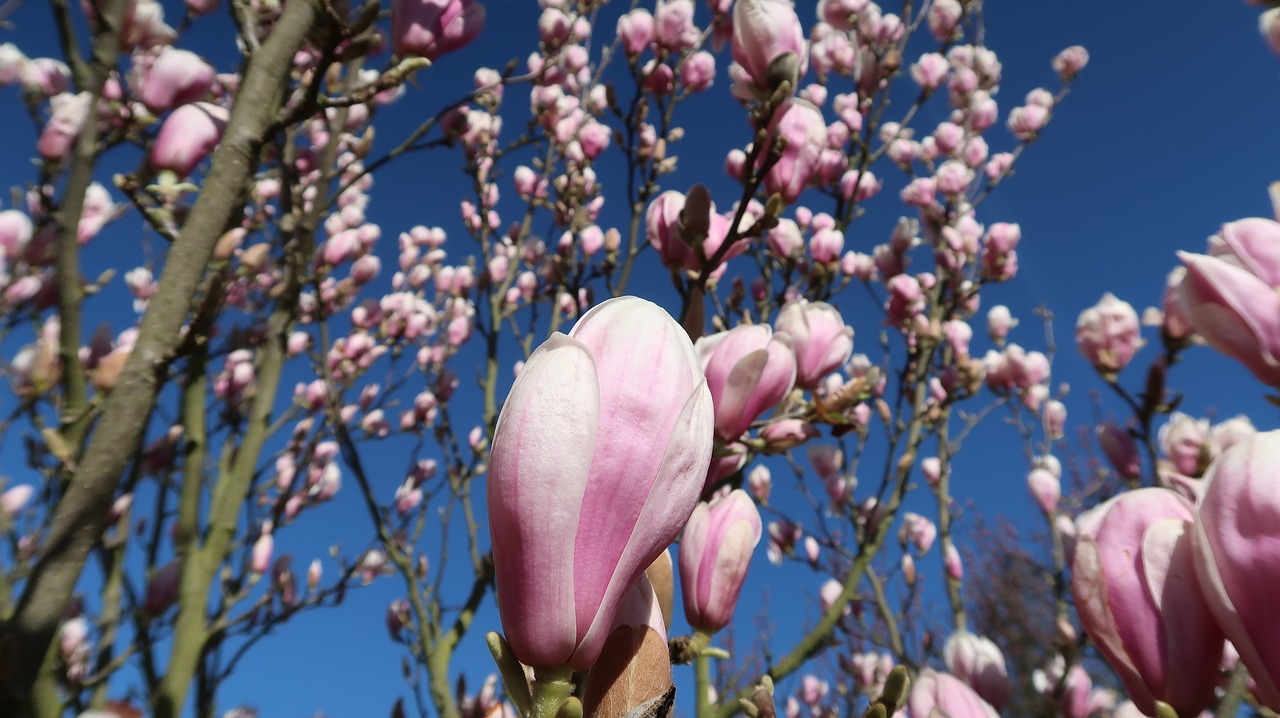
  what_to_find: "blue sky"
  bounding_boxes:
[2,0,1279,716]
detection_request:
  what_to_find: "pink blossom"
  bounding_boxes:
[654,0,699,52]
[681,51,716,92]
[617,9,654,55]
[1073,488,1224,716]
[944,632,1009,710]
[909,670,997,718]
[139,47,215,112]
[910,52,950,91]
[762,99,827,204]
[696,324,796,442]
[731,0,807,92]
[1052,45,1090,80]
[1076,293,1142,375]
[774,299,853,389]
[392,0,486,60]
[1098,424,1141,480]
[38,92,92,161]
[678,489,762,632]
[487,297,713,670]
[1193,430,1280,710]
[150,102,229,177]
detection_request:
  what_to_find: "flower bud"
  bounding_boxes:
[679,489,762,632]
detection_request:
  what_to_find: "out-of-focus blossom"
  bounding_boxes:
[392,0,486,60]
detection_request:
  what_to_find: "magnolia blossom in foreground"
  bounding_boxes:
[1071,488,1223,716]
[696,324,796,441]
[678,489,762,632]
[1192,430,1280,710]
[487,297,713,670]
[1178,217,1280,386]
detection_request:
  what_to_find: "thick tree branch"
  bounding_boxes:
[0,1,326,713]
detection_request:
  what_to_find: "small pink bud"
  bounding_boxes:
[139,47,215,112]
[944,543,963,580]
[679,489,762,632]
[150,102,229,177]
[1027,468,1060,515]
[1076,293,1142,375]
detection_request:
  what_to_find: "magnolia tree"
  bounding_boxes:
[1,0,1279,716]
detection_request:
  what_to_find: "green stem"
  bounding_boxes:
[693,629,714,718]
[531,665,575,718]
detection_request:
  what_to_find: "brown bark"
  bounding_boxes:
[0,1,326,713]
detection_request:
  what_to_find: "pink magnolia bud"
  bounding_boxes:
[0,209,32,260]
[250,525,274,575]
[909,670,998,718]
[1159,412,1210,477]
[809,227,843,264]
[1007,103,1049,140]
[1179,248,1280,385]
[696,324,796,441]
[1159,267,1195,340]
[391,0,486,60]
[681,51,716,92]
[644,190,690,267]
[1076,293,1141,375]
[899,512,936,554]
[1072,488,1224,716]
[731,0,806,93]
[1097,424,1141,480]
[1052,45,1089,80]
[1210,415,1256,458]
[921,457,943,486]
[944,543,963,580]
[927,0,963,39]
[307,559,322,591]
[944,632,1009,710]
[150,102,229,177]
[759,418,819,452]
[747,464,772,503]
[678,489,762,632]
[774,299,853,389]
[762,99,826,204]
[1027,468,1060,515]
[38,92,92,161]
[2,484,33,518]
[910,52,949,91]
[1192,430,1280,711]
[145,560,182,615]
[654,0,698,52]
[1264,9,1280,56]
[986,305,1017,343]
[818,579,842,613]
[1042,399,1066,440]
[139,47,215,112]
[616,9,654,55]
[488,297,713,670]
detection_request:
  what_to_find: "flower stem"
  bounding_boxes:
[531,664,575,718]
[692,629,715,718]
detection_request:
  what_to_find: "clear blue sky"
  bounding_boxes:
[1,1,1277,716]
